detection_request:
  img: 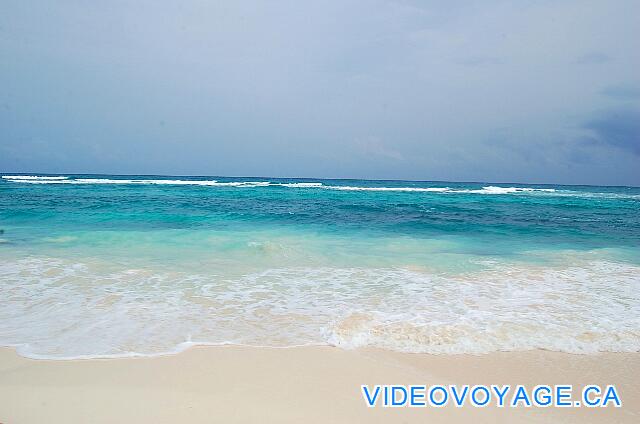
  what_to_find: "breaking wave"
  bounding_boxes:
[1,176,558,194]
[2,175,68,180]
[4,176,639,200]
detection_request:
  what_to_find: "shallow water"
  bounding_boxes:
[1,174,639,358]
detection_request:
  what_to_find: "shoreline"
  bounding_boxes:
[3,341,640,361]
[1,345,638,423]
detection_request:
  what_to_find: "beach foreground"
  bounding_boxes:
[0,346,637,423]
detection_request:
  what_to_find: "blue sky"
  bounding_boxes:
[1,1,638,185]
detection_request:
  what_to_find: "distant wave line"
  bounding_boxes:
[2,175,557,193]
[6,176,638,199]
[2,175,68,180]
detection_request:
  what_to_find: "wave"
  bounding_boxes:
[1,256,638,359]
[2,176,271,188]
[456,186,556,194]
[2,175,68,180]
[4,176,638,199]
[2,176,549,193]
[278,182,324,188]
[322,185,451,192]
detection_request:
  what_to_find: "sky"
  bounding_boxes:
[1,0,639,185]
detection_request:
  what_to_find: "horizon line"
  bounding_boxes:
[2,171,639,189]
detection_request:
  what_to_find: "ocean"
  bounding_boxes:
[1,174,639,359]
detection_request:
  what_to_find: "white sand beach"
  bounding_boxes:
[0,346,637,423]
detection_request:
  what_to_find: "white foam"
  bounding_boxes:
[0,256,638,359]
[278,182,324,188]
[449,186,556,194]
[323,185,450,192]
[3,177,272,187]
[72,178,221,186]
[2,175,68,180]
[4,177,636,199]
[2,177,450,192]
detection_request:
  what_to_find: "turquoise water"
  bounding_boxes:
[1,174,639,358]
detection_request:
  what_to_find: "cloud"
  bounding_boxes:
[583,109,640,154]
[600,84,640,100]
[574,52,612,65]
[454,56,504,66]
[1,0,639,185]
[355,137,404,161]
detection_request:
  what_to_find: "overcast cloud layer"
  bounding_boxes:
[1,1,639,185]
